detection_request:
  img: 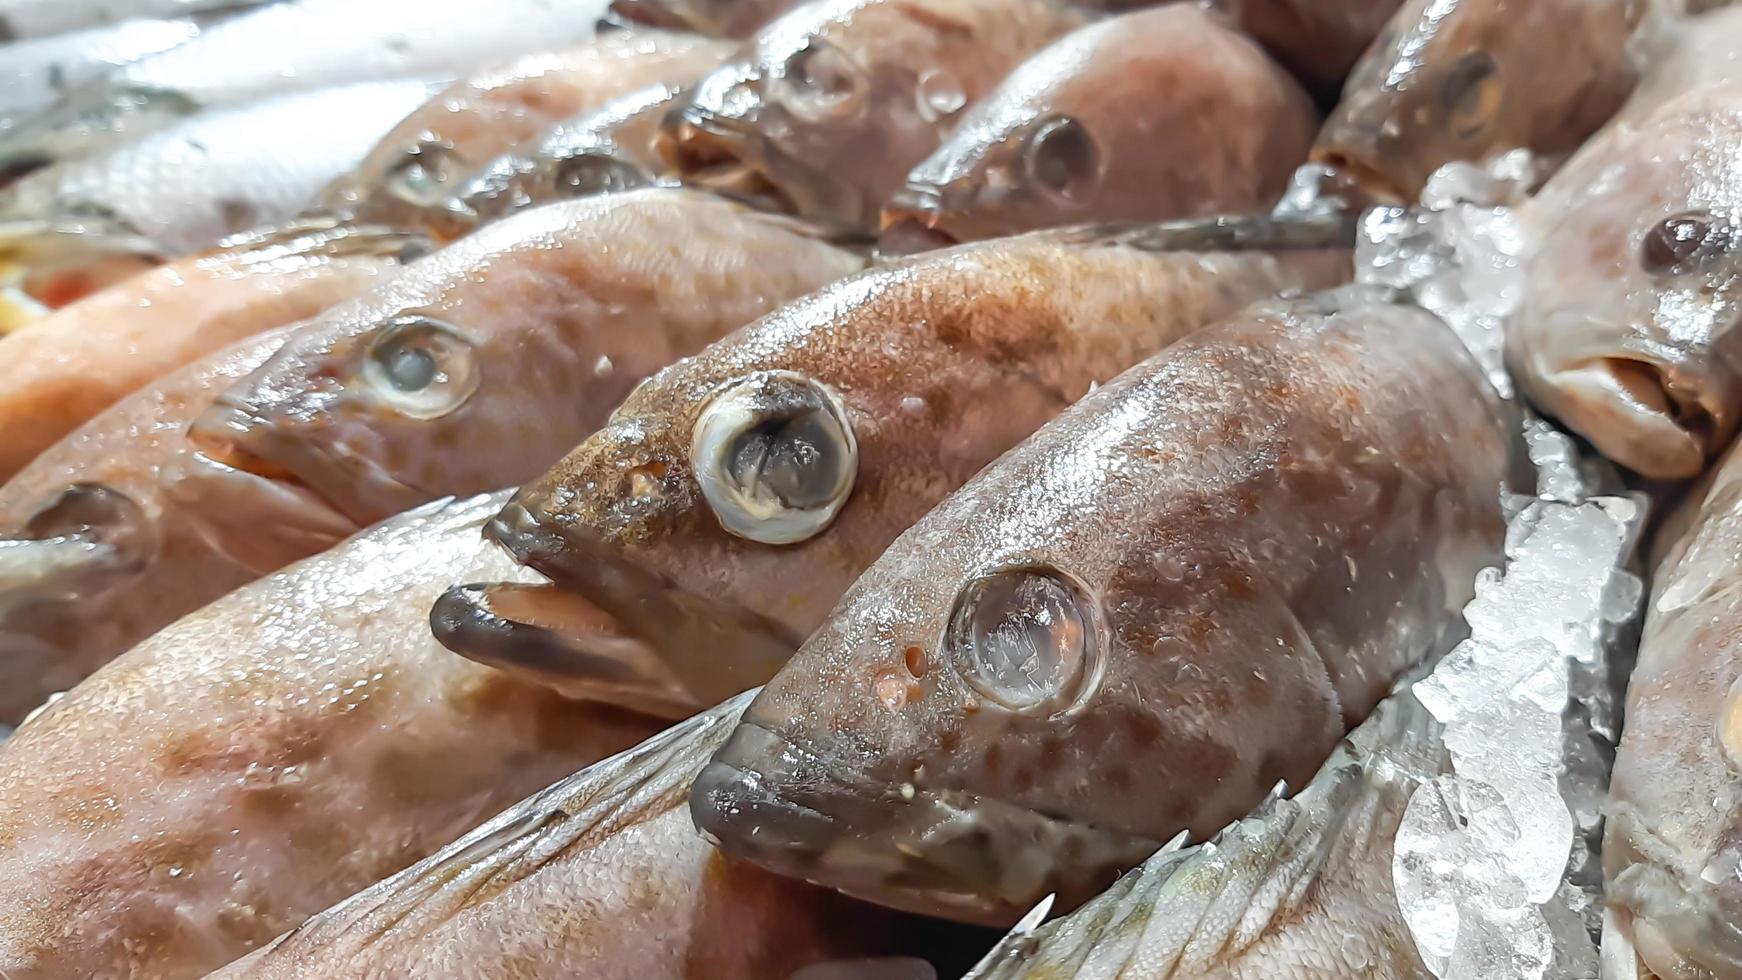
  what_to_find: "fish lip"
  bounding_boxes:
[876,202,959,257]
[693,721,1162,926]
[1307,145,1409,206]
[162,447,358,575]
[187,396,424,529]
[658,109,803,216]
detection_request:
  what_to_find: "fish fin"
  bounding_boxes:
[234,690,758,969]
[432,581,706,719]
[1054,210,1359,256]
[214,215,435,264]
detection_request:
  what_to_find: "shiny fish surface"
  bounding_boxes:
[0,491,661,980]
[1313,0,1651,202]
[691,290,1516,925]
[0,0,611,178]
[1509,83,1742,478]
[1607,438,1742,980]
[210,691,918,980]
[878,5,1318,254]
[608,0,798,38]
[0,327,352,725]
[190,188,864,532]
[658,0,1088,232]
[0,79,438,261]
[0,221,409,482]
[0,0,269,40]
[1213,0,1404,97]
[447,216,1351,721]
[312,29,734,240]
[0,16,198,129]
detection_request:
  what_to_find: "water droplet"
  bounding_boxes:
[947,566,1098,711]
[874,670,909,710]
[915,69,965,122]
[593,354,615,378]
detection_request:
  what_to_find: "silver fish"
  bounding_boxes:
[0,491,662,979]
[0,16,198,130]
[878,5,1319,254]
[436,215,1351,721]
[208,690,927,980]
[657,0,1088,232]
[691,289,1518,924]
[1509,82,1742,478]
[0,0,268,40]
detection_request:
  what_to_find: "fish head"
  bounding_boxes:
[1607,808,1742,980]
[1313,0,1643,201]
[0,483,159,614]
[0,83,203,185]
[457,142,655,230]
[333,138,482,243]
[1512,87,1742,478]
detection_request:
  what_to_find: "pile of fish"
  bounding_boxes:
[1,0,1741,977]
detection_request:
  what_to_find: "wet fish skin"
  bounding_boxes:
[658,0,1089,232]
[461,216,1352,718]
[0,0,612,178]
[878,5,1319,254]
[0,16,198,130]
[191,188,865,531]
[691,290,1516,925]
[0,491,661,979]
[1607,438,1742,980]
[0,0,269,40]
[1508,83,1742,478]
[1312,0,1650,202]
[608,0,798,38]
[312,29,735,241]
[0,221,409,482]
[1210,0,1404,99]
[208,691,920,980]
[0,326,359,724]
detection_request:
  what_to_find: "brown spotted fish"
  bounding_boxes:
[878,5,1319,255]
[1313,0,1652,202]
[1509,83,1742,478]
[311,29,734,240]
[1607,437,1742,980]
[691,290,1517,925]
[609,0,802,38]
[189,188,864,532]
[436,215,1352,720]
[657,0,1089,232]
[207,690,927,980]
[1212,0,1404,98]
[0,222,410,482]
[0,327,361,724]
[0,491,662,980]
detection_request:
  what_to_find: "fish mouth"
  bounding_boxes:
[162,447,358,575]
[1307,146,1410,206]
[657,109,863,227]
[1607,815,1742,979]
[0,214,165,310]
[877,189,960,256]
[691,721,1163,926]
[459,494,801,715]
[187,398,425,530]
[0,483,158,614]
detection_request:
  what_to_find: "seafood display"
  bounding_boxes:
[2,2,1741,978]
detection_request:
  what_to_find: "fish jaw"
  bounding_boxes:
[691,719,1161,925]
[876,185,964,256]
[161,448,358,576]
[0,483,159,612]
[1512,347,1720,479]
[658,103,866,229]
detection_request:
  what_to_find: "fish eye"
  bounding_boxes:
[1641,210,1737,276]
[946,565,1102,712]
[1442,51,1502,140]
[361,316,481,420]
[691,370,857,545]
[1022,116,1101,203]
[774,39,866,122]
[551,152,646,198]
[385,142,466,207]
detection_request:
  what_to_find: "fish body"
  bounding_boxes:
[0,327,359,723]
[1509,83,1742,478]
[1607,438,1742,980]
[209,691,919,980]
[691,290,1516,924]
[608,0,798,38]
[0,0,269,40]
[1312,0,1651,202]
[312,29,734,240]
[1621,4,1742,123]
[0,79,438,262]
[878,5,1319,254]
[658,0,1088,232]
[0,491,662,979]
[451,216,1351,720]
[0,16,198,129]
[0,221,408,482]
[0,0,612,178]
[1211,0,1404,98]
[191,188,865,532]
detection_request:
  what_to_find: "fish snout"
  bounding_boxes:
[657,110,794,215]
[1609,827,1742,980]
[0,484,159,611]
[877,187,960,257]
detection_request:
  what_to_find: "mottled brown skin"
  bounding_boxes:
[1214,0,1404,98]
[879,5,1319,253]
[0,493,661,980]
[312,29,733,240]
[696,292,1515,924]
[659,0,1088,232]
[1313,0,1649,202]
[195,189,864,530]
[481,225,1350,714]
